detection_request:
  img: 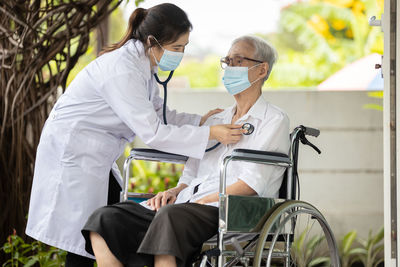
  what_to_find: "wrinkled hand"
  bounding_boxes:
[210,124,245,145]
[147,190,177,211]
[200,108,224,126]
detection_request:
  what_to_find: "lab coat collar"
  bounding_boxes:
[214,95,268,123]
[129,39,154,79]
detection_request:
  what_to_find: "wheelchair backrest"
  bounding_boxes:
[278,125,321,201]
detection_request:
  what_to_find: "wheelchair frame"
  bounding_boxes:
[121,125,340,267]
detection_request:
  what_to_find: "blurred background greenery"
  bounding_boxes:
[67,0,383,90]
[123,146,183,193]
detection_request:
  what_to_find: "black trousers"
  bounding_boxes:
[65,171,121,267]
[82,201,218,267]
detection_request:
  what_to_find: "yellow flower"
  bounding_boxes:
[308,15,337,40]
[345,28,354,38]
[376,0,384,11]
[308,15,330,36]
[325,0,354,8]
[352,0,365,14]
[331,19,347,30]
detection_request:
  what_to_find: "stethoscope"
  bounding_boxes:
[154,71,255,152]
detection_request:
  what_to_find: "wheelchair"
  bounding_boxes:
[122,125,340,267]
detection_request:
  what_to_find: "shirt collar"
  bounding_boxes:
[241,95,268,121]
[213,95,268,123]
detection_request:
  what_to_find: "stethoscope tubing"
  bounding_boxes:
[154,71,174,125]
[154,71,221,152]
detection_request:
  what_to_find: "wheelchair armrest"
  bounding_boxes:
[127,192,155,203]
[129,148,188,164]
[122,149,187,201]
[229,149,291,166]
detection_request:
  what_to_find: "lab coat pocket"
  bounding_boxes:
[61,129,117,180]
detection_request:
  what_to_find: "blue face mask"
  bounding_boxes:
[222,65,261,95]
[157,49,184,71]
[151,37,184,71]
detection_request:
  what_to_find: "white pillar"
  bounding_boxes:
[384,0,399,265]
[397,0,400,262]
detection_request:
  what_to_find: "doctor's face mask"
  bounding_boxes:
[150,36,184,71]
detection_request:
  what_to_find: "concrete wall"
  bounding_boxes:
[164,90,383,239]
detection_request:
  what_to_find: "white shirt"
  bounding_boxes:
[26,39,210,258]
[175,96,290,206]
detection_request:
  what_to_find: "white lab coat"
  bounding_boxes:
[26,39,210,258]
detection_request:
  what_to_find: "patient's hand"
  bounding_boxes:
[147,190,177,211]
[200,108,224,126]
[146,184,187,211]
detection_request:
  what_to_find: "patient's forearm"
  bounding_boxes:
[196,179,256,204]
[169,183,188,196]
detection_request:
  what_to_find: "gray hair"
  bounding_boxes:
[232,35,278,83]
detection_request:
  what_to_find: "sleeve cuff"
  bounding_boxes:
[192,126,210,159]
[238,172,265,197]
[193,114,202,126]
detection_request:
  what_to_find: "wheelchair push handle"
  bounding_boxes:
[296,125,321,154]
[301,138,321,154]
[300,125,320,137]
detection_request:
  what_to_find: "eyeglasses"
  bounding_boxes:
[220,55,264,69]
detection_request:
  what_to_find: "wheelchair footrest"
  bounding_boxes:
[204,248,221,257]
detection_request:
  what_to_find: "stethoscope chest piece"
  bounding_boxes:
[242,123,255,135]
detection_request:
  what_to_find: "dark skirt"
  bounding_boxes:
[81,201,218,267]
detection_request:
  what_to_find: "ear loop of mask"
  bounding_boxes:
[149,36,164,65]
[248,63,264,85]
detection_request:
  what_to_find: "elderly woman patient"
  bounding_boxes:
[81,35,290,267]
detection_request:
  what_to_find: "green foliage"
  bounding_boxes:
[2,231,67,267]
[339,230,360,267]
[290,228,330,267]
[290,227,384,267]
[66,6,127,86]
[66,0,383,90]
[363,91,383,111]
[124,146,183,194]
[156,55,222,88]
[1,226,385,267]
[354,227,384,267]
[173,56,222,88]
[135,0,145,6]
[263,0,383,89]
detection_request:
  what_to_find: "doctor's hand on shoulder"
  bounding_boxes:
[200,108,224,126]
[147,184,187,211]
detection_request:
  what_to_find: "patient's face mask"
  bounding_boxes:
[150,37,184,71]
[222,65,262,95]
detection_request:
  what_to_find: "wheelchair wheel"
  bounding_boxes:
[253,200,340,267]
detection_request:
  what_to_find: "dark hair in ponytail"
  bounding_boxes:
[100,3,192,55]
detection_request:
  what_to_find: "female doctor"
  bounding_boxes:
[26,3,243,267]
